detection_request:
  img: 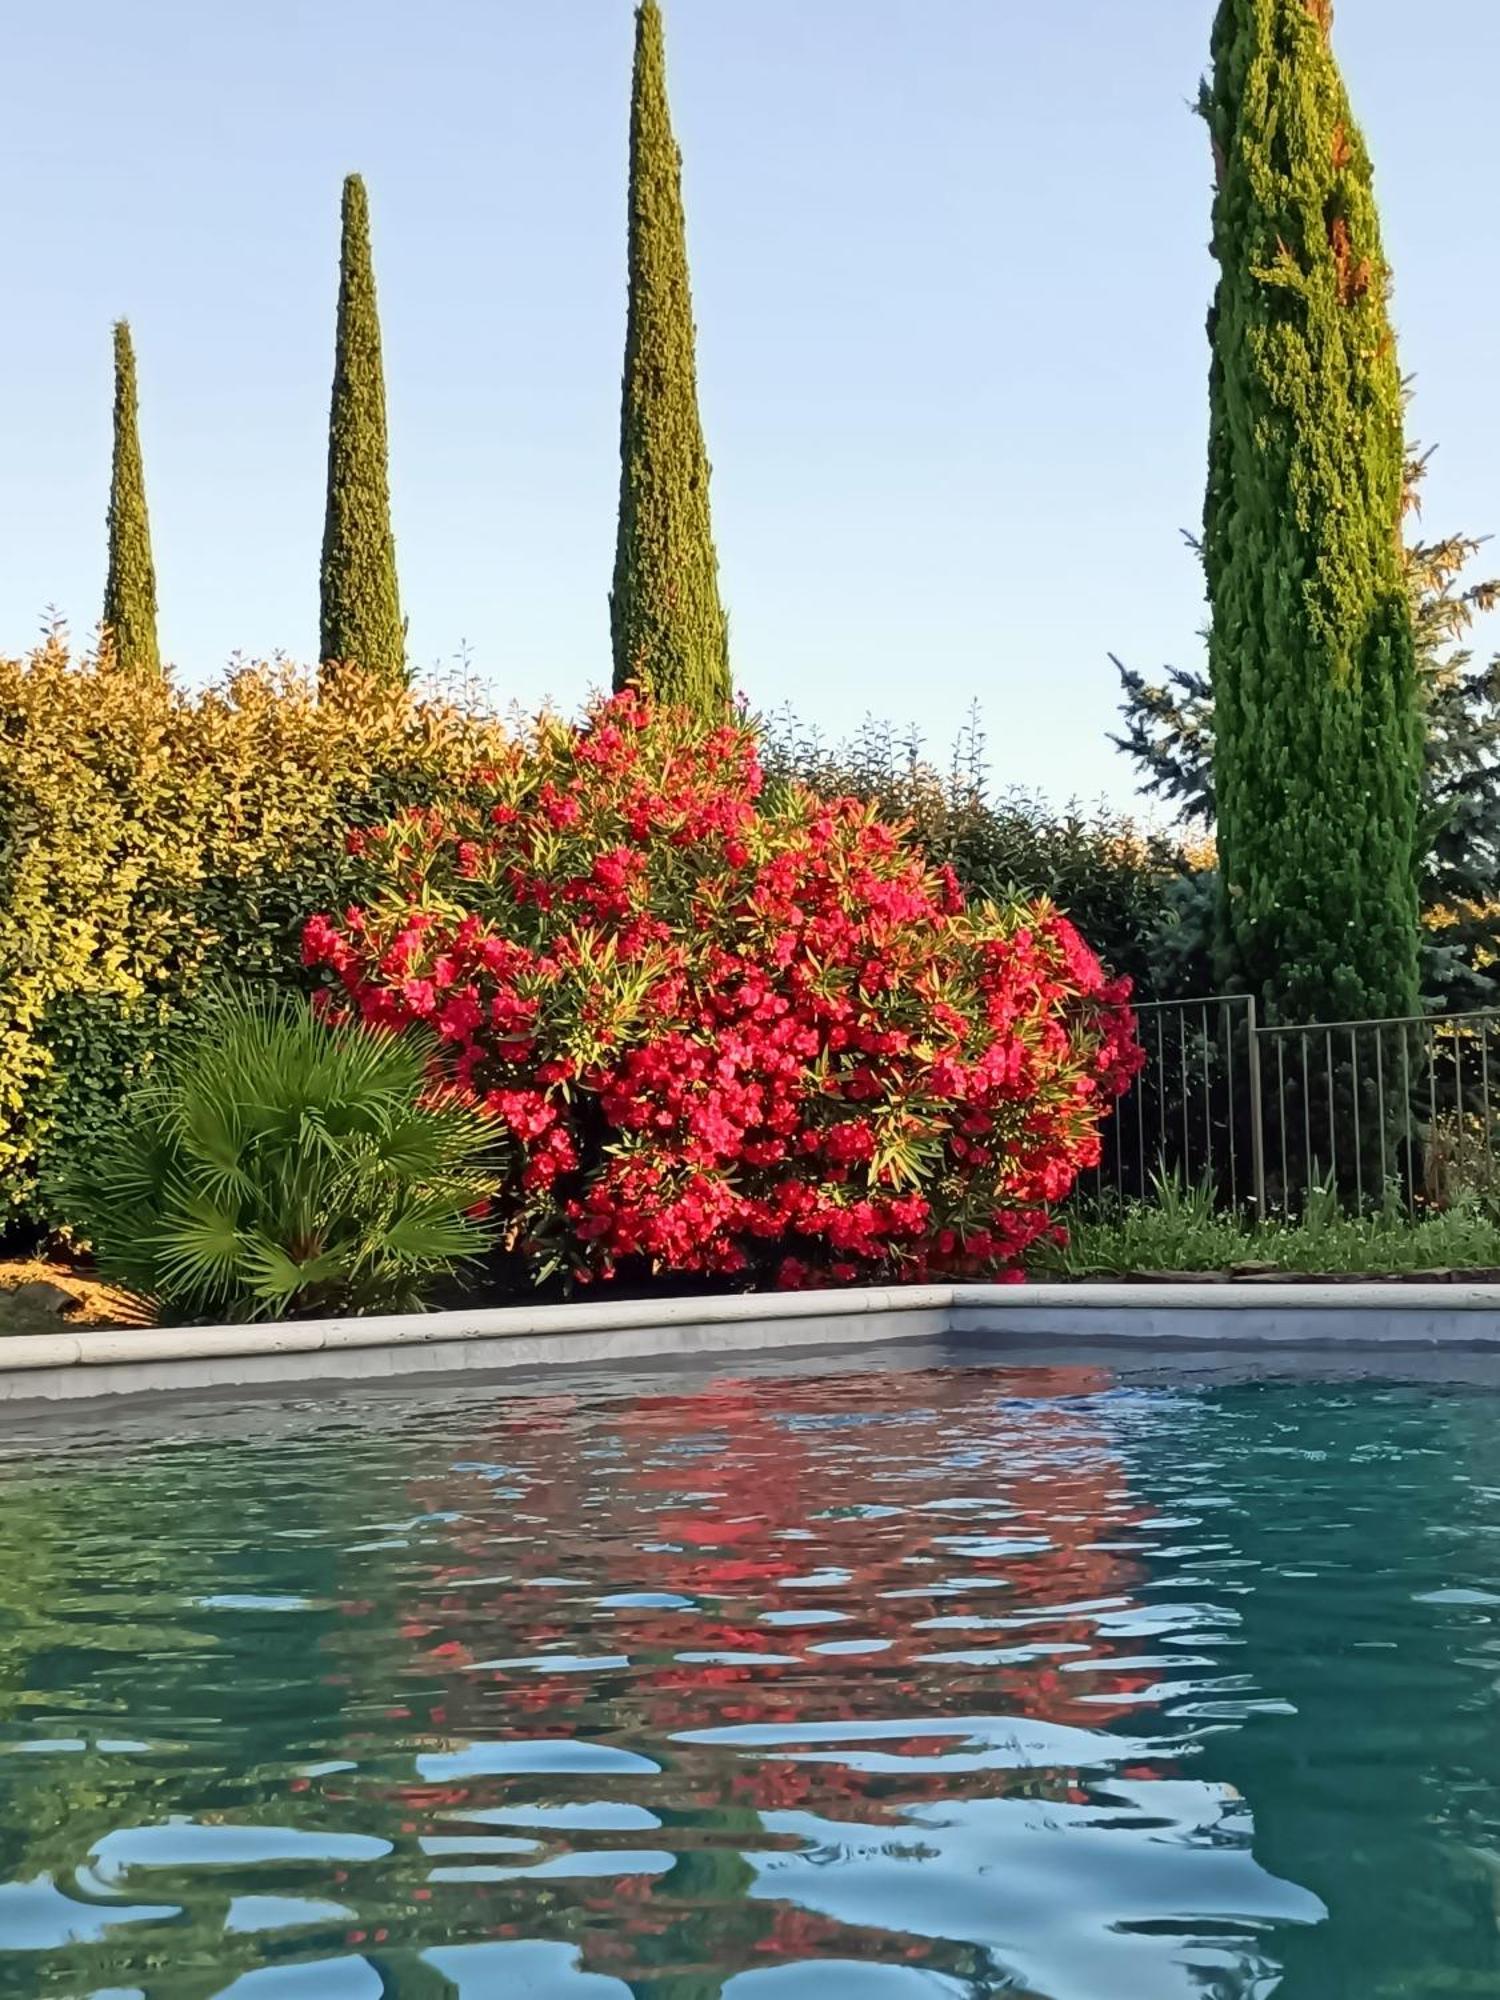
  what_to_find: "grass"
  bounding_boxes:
[1032,1177,1500,1279]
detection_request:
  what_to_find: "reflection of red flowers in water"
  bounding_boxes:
[356,1363,1162,1984]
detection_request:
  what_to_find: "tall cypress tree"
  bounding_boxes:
[610,0,732,714]
[320,173,405,685]
[103,320,161,677]
[1114,446,1500,1009]
[1203,0,1422,1023]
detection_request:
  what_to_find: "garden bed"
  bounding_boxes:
[0,1258,136,1336]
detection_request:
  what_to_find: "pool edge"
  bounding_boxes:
[4,1281,1500,1407]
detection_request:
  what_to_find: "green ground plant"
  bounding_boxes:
[1036,1175,1500,1278]
[55,990,501,1323]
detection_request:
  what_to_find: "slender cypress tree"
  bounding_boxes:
[1203,0,1422,1023]
[1114,446,1500,1009]
[103,320,161,677]
[610,0,732,714]
[320,173,405,685]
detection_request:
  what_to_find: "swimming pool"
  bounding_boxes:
[1,1343,1497,1997]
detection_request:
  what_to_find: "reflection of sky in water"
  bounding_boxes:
[1,1363,1498,1994]
[750,1785,1321,2000]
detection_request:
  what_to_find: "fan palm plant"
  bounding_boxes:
[57,990,502,1324]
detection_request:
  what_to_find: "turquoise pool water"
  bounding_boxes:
[2,1347,1499,1998]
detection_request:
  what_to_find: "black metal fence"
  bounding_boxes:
[1091,996,1262,1209]
[1093,998,1500,1216]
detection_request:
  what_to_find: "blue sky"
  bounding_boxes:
[5,0,1499,809]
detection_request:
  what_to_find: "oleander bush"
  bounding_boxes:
[0,638,510,1231]
[55,990,501,1323]
[761,706,1198,994]
[304,693,1143,1290]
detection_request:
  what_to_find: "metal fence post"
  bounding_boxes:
[1245,994,1268,1215]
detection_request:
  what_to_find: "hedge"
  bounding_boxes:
[0,640,509,1230]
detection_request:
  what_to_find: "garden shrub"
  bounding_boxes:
[57,989,500,1322]
[761,707,1194,993]
[0,638,511,1231]
[304,693,1143,1290]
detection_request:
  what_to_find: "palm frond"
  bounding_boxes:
[58,988,507,1323]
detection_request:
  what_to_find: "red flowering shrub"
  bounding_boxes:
[303,694,1142,1290]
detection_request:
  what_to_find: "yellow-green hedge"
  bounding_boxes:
[0,641,511,1229]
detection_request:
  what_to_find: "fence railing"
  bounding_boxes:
[1092,996,1263,1210]
[1093,998,1500,1216]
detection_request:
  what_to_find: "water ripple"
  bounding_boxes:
[1,1359,1498,1994]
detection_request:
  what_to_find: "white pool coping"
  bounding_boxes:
[3,1280,1500,1408]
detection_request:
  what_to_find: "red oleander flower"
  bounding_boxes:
[302,693,1140,1292]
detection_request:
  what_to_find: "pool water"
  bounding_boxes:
[2,1348,1500,1999]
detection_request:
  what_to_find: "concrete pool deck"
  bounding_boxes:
[4,1280,1500,1408]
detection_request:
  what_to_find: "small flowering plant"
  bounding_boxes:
[303,693,1142,1290]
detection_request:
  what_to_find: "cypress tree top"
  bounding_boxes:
[610,0,732,715]
[1203,0,1422,1023]
[320,172,405,686]
[103,319,161,677]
